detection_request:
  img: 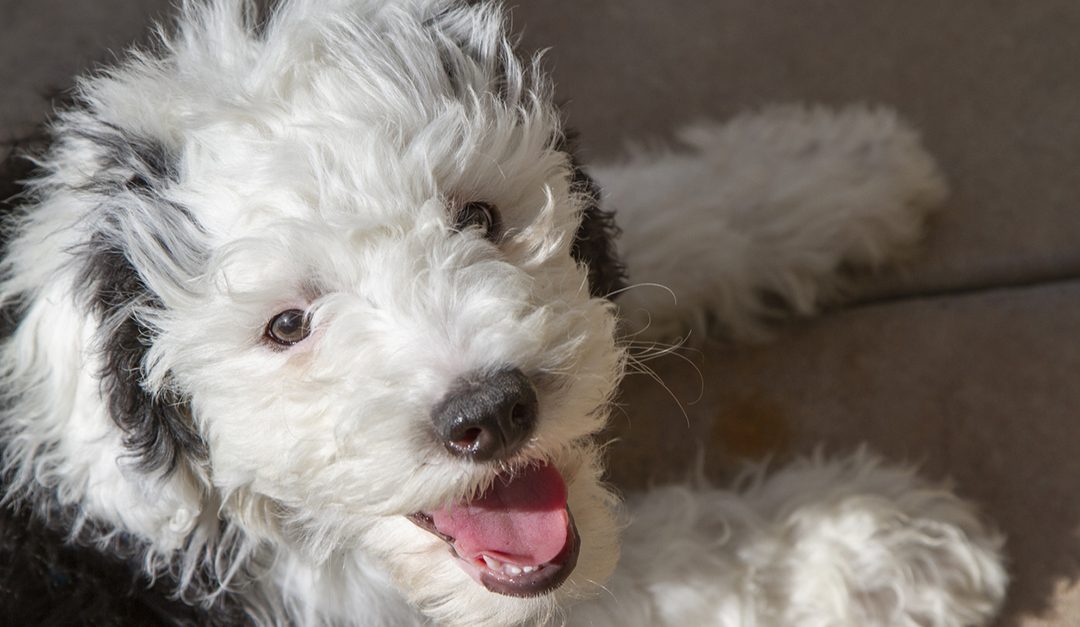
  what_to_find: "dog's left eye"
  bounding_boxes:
[452,201,501,240]
[265,309,311,346]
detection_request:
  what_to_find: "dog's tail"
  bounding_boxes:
[590,105,947,341]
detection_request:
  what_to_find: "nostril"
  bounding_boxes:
[446,422,499,459]
[454,427,484,447]
[509,402,534,427]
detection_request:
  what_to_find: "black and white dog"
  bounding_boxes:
[0,1,1006,625]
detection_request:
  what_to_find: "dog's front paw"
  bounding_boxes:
[754,451,1007,626]
[579,451,1006,627]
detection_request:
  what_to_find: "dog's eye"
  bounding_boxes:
[453,201,501,240]
[265,309,311,346]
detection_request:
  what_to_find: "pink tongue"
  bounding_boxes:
[431,463,569,566]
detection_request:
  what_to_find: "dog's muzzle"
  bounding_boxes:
[431,368,538,462]
[412,368,580,597]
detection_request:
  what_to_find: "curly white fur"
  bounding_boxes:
[601,105,948,341]
[0,1,1005,625]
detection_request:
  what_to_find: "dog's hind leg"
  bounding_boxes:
[567,451,1007,627]
[591,105,946,341]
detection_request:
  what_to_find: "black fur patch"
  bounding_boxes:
[79,241,208,476]
[71,123,178,194]
[558,132,627,299]
[0,484,249,626]
[70,127,208,476]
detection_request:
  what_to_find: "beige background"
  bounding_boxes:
[3,2,1079,625]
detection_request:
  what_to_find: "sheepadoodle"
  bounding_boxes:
[0,0,1007,625]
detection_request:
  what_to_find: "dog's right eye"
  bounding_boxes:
[452,201,501,241]
[265,309,311,346]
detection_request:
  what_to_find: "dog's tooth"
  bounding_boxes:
[504,564,522,576]
[521,566,537,574]
[482,555,502,571]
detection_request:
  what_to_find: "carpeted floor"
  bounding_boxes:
[3,2,1079,625]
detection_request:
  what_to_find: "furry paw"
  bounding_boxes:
[576,451,1006,626]
[752,451,1007,626]
[594,105,947,341]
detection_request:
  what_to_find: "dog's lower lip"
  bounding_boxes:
[476,513,579,597]
[406,512,580,597]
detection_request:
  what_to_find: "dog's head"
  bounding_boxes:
[2,0,625,624]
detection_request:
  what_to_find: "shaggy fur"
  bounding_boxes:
[0,1,1006,625]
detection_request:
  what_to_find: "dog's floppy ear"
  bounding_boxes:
[569,167,627,300]
[68,123,209,477]
[557,132,627,300]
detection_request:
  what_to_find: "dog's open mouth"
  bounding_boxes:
[408,462,579,598]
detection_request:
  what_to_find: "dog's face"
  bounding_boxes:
[11,1,624,624]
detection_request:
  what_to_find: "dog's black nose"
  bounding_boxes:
[432,368,538,462]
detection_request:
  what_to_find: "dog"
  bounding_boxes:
[0,1,1008,625]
